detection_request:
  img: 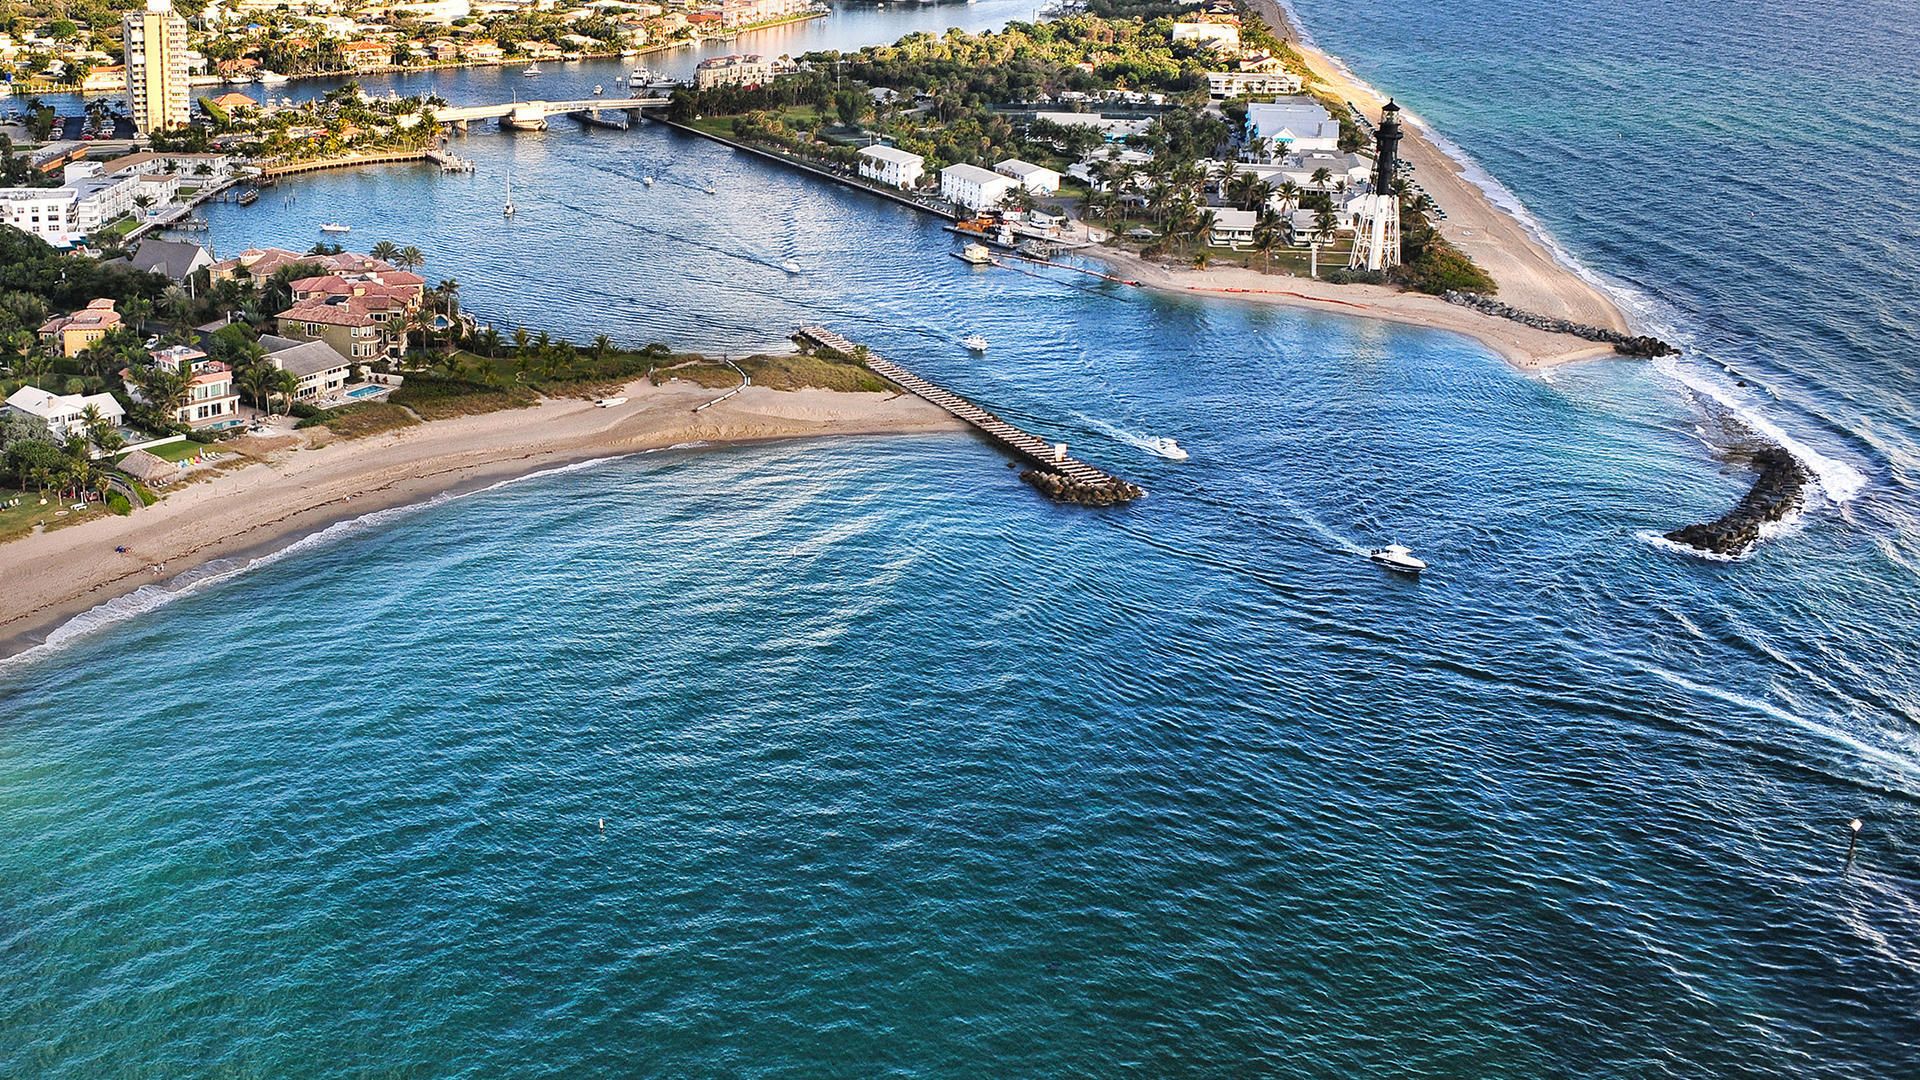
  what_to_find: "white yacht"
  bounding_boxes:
[1148,437,1189,461]
[962,334,989,352]
[522,64,542,77]
[782,259,802,273]
[629,67,679,94]
[1367,544,1427,573]
[318,222,351,233]
[642,175,655,186]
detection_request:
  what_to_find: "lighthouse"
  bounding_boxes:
[1374,99,1404,197]
[1350,99,1404,272]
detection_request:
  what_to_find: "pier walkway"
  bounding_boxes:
[794,327,1142,504]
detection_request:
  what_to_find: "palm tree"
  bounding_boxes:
[1252,226,1280,273]
[477,326,503,358]
[1189,209,1218,254]
[397,246,425,271]
[592,333,613,358]
[434,278,459,318]
[270,368,299,414]
[370,240,400,262]
[239,364,277,410]
[161,285,193,328]
[128,362,191,424]
[1227,171,1259,211]
[1277,181,1301,214]
[1311,167,1333,191]
[1314,208,1341,245]
[512,327,530,354]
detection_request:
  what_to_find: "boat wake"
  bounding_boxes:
[1069,411,1191,461]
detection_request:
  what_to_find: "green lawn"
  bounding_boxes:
[135,440,204,463]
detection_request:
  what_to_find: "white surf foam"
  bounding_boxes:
[1636,529,1744,563]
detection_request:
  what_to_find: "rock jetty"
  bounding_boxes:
[1442,291,1676,357]
[1021,469,1145,506]
[1662,446,1810,557]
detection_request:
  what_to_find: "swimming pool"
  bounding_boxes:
[344,385,389,400]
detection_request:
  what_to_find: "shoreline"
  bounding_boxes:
[1245,0,1629,335]
[1085,245,1621,368]
[0,378,962,665]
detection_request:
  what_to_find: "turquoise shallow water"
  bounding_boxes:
[6,1,1920,1075]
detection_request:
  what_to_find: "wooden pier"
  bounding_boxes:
[793,326,1142,505]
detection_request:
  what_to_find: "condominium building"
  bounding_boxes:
[124,0,191,132]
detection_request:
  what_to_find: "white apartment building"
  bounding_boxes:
[1246,100,1343,154]
[994,159,1061,195]
[1207,70,1304,98]
[0,173,138,245]
[124,0,191,132]
[856,145,925,189]
[940,163,1019,212]
[1171,22,1241,51]
[694,54,779,90]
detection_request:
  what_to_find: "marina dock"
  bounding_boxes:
[793,326,1143,505]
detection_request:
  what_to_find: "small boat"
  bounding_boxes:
[962,334,989,352]
[592,84,603,95]
[318,222,351,233]
[642,176,655,186]
[1367,544,1427,573]
[703,184,716,195]
[782,259,801,273]
[1148,437,1189,461]
[628,67,678,94]
[522,65,541,77]
[594,396,628,408]
[256,70,289,85]
[503,201,514,217]
[952,242,992,265]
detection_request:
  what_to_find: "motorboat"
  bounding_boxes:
[1148,437,1189,461]
[1367,544,1427,573]
[962,334,989,352]
[628,67,679,94]
[782,259,802,273]
[952,242,992,265]
[503,201,515,217]
[523,65,542,77]
[703,184,716,195]
[318,222,351,233]
[594,396,628,408]
[592,84,604,95]
[642,175,655,186]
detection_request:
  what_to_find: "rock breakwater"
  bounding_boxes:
[1662,447,1811,557]
[1442,291,1676,357]
[1021,469,1145,506]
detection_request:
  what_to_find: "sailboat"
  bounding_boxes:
[503,168,515,217]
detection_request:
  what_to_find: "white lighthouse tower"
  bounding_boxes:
[1349,100,1404,272]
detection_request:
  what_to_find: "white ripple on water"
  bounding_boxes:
[1645,664,1920,795]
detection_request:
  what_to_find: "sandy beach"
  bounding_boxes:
[0,379,960,662]
[1110,0,1633,366]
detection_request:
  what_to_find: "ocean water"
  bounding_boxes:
[6,1,1920,1075]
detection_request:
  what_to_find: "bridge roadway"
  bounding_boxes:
[433,96,670,124]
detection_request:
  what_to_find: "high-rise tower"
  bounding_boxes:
[124,0,189,133]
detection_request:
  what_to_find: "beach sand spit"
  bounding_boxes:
[0,379,960,661]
